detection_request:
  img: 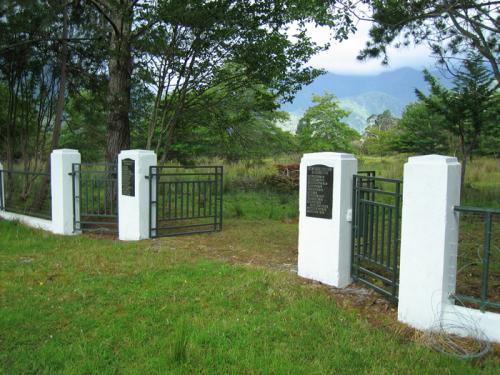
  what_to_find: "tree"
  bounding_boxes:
[361,110,400,154]
[357,0,500,86]
[86,0,142,164]
[157,75,295,162]
[396,101,449,154]
[296,93,359,152]
[1,0,357,165]
[60,89,107,162]
[88,0,355,162]
[416,54,498,187]
[0,0,108,169]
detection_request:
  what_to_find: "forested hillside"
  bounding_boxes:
[281,68,453,131]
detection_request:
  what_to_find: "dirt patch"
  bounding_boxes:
[148,220,298,272]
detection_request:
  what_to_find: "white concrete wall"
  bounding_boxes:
[298,152,357,287]
[51,149,81,235]
[0,210,53,232]
[118,150,157,240]
[441,304,500,343]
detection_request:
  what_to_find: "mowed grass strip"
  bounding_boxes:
[0,220,498,374]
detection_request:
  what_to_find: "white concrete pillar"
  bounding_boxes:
[0,162,4,210]
[51,149,81,235]
[398,155,461,330]
[118,150,157,240]
[298,152,357,287]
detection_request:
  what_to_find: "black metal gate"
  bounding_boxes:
[149,166,223,237]
[351,172,402,302]
[72,163,118,233]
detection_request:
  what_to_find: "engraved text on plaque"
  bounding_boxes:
[122,158,135,197]
[306,165,333,219]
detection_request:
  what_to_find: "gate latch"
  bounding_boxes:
[346,209,352,222]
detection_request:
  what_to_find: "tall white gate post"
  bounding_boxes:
[398,155,461,330]
[298,152,357,287]
[118,150,157,241]
[51,149,81,235]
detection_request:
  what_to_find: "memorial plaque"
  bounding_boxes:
[306,164,333,219]
[122,158,135,197]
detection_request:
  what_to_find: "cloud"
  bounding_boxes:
[305,21,435,75]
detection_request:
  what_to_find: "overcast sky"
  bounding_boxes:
[304,20,435,75]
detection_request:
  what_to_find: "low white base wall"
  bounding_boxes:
[0,210,53,232]
[439,303,500,343]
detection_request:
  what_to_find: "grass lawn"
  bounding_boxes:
[1,219,499,374]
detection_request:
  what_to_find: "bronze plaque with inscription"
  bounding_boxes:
[306,164,333,219]
[122,158,135,197]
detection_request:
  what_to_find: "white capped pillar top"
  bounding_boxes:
[406,154,460,165]
[301,152,357,162]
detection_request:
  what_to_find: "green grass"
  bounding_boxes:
[224,191,299,221]
[1,220,499,374]
[358,155,500,207]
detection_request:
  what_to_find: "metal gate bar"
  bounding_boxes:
[149,165,223,237]
[351,173,402,302]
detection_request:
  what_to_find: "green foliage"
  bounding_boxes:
[59,90,107,162]
[360,1,499,85]
[0,1,108,165]
[1,0,356,164]
[361,110,400,155]
[296,93,359,152]
[361,55,499,160]
[416,54,498,162]
[156,69,297,162]
[396,102,449,154]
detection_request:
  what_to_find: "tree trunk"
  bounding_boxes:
[51,3,68,153]
[104,8,133,164]
[33,1,69,212]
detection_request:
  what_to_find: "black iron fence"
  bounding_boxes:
[149,165,223,237]
[0,169,51,220]
[451,206,500,312]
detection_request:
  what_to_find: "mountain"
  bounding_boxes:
[339,91,407,131]
[281,67,451,132]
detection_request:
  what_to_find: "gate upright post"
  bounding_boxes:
[298,152,357,287]
[51,149,81,235]
[0,162,4,210]
[398,155,461,330]
[118,150,157,241]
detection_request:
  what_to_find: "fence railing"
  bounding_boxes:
[0,169,52,220]
[451,206,500,312]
